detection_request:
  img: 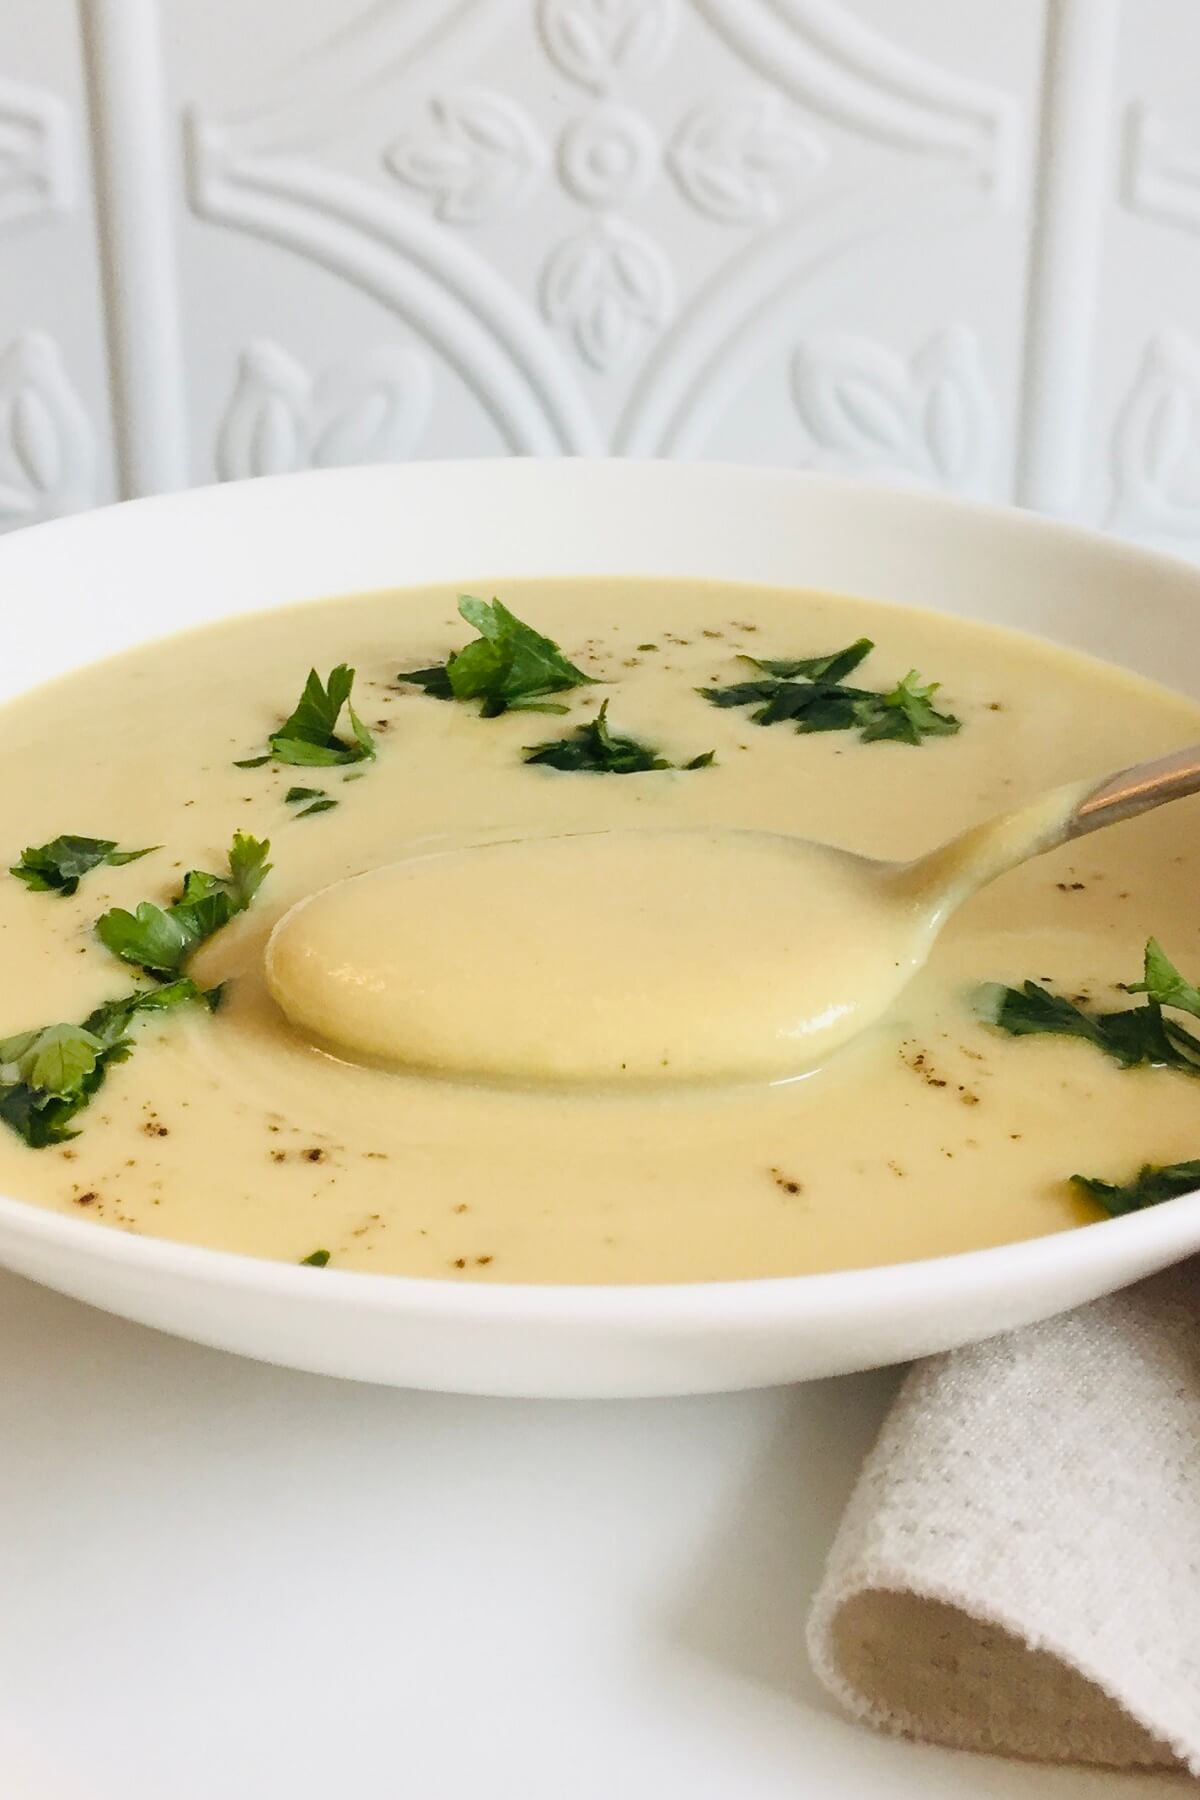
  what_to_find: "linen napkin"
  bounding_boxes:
[807,1261,1200,1773]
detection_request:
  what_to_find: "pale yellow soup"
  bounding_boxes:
[3,577,1200,1284]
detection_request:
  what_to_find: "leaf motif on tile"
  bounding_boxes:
[667,93,824,225]
[0,334,94,530]
[791,326,996,494]
[558,104,657,209]
[384,89,546,226]
[190,116,600,455]
[541,220,674,372]
[217,341,434,481]
[1123,104,1200,236]
[693,0,1017,202]
[0,78,74,229]
[1109,331,1200,536]
[538,0,680,92]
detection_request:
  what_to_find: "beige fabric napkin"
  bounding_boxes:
[807,1262,1200,1773]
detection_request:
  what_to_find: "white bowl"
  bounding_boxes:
[4,460,1200,1398]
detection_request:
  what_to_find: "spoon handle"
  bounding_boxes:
[1069,742,1200,839]
[901,743,1200,921]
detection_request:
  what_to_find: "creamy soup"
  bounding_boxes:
[2,577,1200,1283]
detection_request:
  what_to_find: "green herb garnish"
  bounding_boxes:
[399,595,593,717]
[0,979,216,1147]
[96,832,271,978]
[238,668,375,768]
[11,836,156,897]
[700,639,960,745]
[285,786,337,819]
[750,640,874,683]
[978,941,1200,1076]
[268,665,375,766]
[1071,1161,1200,1217]
[856,672,961,745]
[1126,936,1200,1016]
[300,1248,331,1267]
[523,701,714,774]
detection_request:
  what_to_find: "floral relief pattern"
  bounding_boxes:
[0,78,74,230]
[185,0,1024,477]
[384,91,547,226]
[541,220,674,372]
[792,326,997,495]
[1109,331,1200,537]
[217,341,434,481]
[537,0,680,92]
[558,104,657,209]
[367,9,840,378]
[667,94,824,225]
[0,333,94,530]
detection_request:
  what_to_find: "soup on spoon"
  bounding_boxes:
[265,748,1200,1087]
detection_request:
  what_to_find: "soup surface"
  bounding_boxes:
[2,577,1200,1283]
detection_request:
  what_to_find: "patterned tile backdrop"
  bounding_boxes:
[4,0,1200,556]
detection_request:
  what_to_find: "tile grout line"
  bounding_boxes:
[77,0,190,499]
[1015,0,1121,515]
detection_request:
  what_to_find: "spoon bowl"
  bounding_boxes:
[265,747,1200,1088]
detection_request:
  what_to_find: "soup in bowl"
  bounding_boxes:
[1,460,1199,1396]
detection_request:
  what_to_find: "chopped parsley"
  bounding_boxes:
[978,940,1200,1076]
[299,1248,331,1267]
[398,595,593,717]
[238,666,376,768]
[285,786,337,819]
[1071,1161,1200,1217]
[700,639,960,745]
[523,701,714,774]
[859,672,962,745]
[0,979,216,1147]
[1127,936,1200,1015]
[11,836,156,897]
[96,832,271,979]
[979,942,1200,1218]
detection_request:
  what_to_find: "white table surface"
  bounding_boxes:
[0,1269,1190,1800]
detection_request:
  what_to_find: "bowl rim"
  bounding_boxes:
[4,456,1200,1329]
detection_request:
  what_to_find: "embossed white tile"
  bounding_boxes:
[150,0,1046,495]
[0,0,114,529]
[1075,0,1200,555]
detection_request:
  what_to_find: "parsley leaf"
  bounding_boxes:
[978,947,1200,1078]
[748,639,874,683]
[0,979,213,1147]
[976,981,1111,1050]
[398,594,593,717]
[1126,938,1200,1019]
[523,701,714,774]
[1071,1161,1200,1217]
[240,666,376,768]
[300,1248,331,1267]
[11,835,156,897]
[270,665,376,765]
[96,832,271,978]
[855,672,961,745]
[701,641,960,746]
[284,786,337,819]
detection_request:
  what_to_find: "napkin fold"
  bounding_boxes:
[807,1262,1200,1773]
